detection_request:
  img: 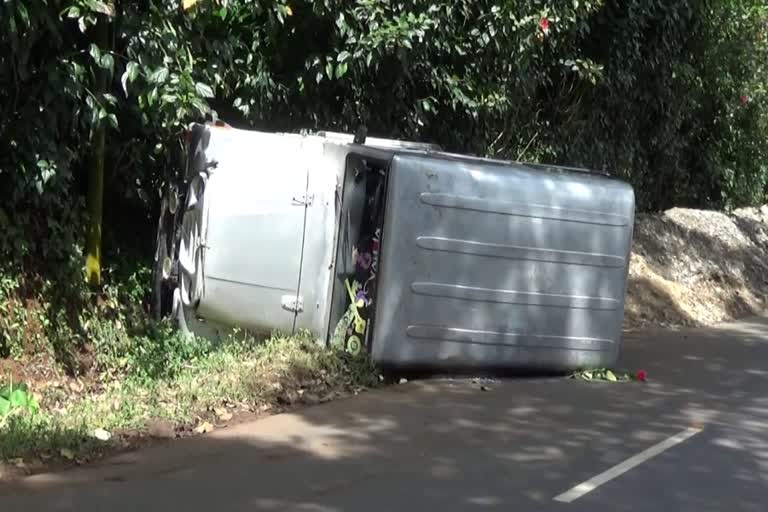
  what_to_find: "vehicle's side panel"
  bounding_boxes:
[372,154,635,371]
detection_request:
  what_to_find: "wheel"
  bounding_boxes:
[346,335,363,356]
[150,199,174,321]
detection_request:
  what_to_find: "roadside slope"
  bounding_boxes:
[625,205,768,329]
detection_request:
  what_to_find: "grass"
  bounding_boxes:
[0,331,382,466]
[0,264,382,471]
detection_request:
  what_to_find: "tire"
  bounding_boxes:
[150,203,174,321]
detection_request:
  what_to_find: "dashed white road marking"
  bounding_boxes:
[553,427,703,503]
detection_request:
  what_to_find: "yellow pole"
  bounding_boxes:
[85,15,109,286]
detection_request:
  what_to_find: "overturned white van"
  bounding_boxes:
[152,122,635,372]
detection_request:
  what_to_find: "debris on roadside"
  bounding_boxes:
[214,407,233,423]
[92,428,112,442]
[193,421,214,434]
[570,368,648,383]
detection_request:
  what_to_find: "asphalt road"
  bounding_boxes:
[2,317,768,511]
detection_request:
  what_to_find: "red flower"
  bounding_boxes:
[636,369,648,382]
[740,95,750,105]
[540,17,550,33]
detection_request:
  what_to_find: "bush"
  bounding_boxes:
[558,0,768,210]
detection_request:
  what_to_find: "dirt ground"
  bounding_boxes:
[624,204,768,330]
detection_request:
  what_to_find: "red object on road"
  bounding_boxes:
[636,369,648,382]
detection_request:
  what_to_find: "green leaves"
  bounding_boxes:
[64,6,81,19]
[86,0,115,17]
[88,44,114,72]
[99,53,114,72]
[149,67,169,85]
[275,2,293,24]
[9,388,28,408]
[126,61,139,82]
[194,82,214,98]
[335,62,348,79]
[0,381,39,419]
[334,51,351,79]
[121,61,140,96]
[88,43,101,63]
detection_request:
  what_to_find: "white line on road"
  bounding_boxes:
[553,427,703,503]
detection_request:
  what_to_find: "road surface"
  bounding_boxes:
[2,317,768,511]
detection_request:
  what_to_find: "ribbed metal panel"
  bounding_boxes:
[372,154,635,371]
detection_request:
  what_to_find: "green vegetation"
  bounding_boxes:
[0,382,40,424]
[0,0,766,469]
[0,331,379,464]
